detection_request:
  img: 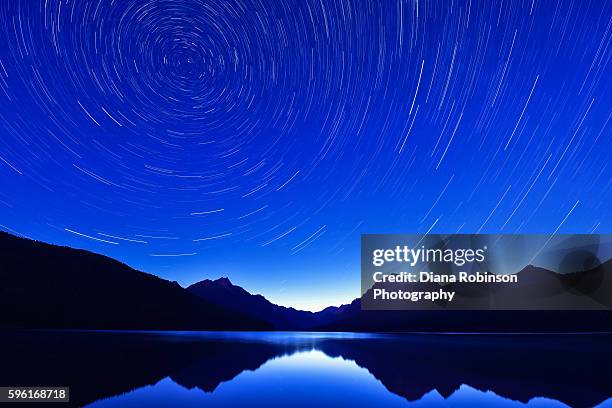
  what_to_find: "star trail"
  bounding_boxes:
[0,0,610,310]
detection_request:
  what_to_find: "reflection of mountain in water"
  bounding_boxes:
[90,375,580,408]
[1,331,611,408]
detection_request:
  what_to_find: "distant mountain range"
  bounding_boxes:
[186,277,346,330]
[187,256,612,332]
[359,263,612,311]
[1,231,612,332]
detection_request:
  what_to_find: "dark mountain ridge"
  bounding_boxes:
[186,261,612,332]
[1,230,611,332]
[0,232,268,330]
[315,261,612,332]
[187,277,342,330]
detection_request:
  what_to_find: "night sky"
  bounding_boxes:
[0,0,610,310]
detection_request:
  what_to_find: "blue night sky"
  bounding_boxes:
[0,0,610,310]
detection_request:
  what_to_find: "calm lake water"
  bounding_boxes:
[1,331,612,407]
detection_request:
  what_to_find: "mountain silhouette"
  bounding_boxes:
[187,277,342,330]
[188,262,612,332]
[1,230,611,332]
[358,261,612,311]
[0,232,269,330]
[315,260,612,332]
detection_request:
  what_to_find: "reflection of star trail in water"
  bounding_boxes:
[0,0,610,307]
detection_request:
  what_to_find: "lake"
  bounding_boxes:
[1,331,611,407]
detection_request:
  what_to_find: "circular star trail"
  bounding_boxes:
[0,0,610,302]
